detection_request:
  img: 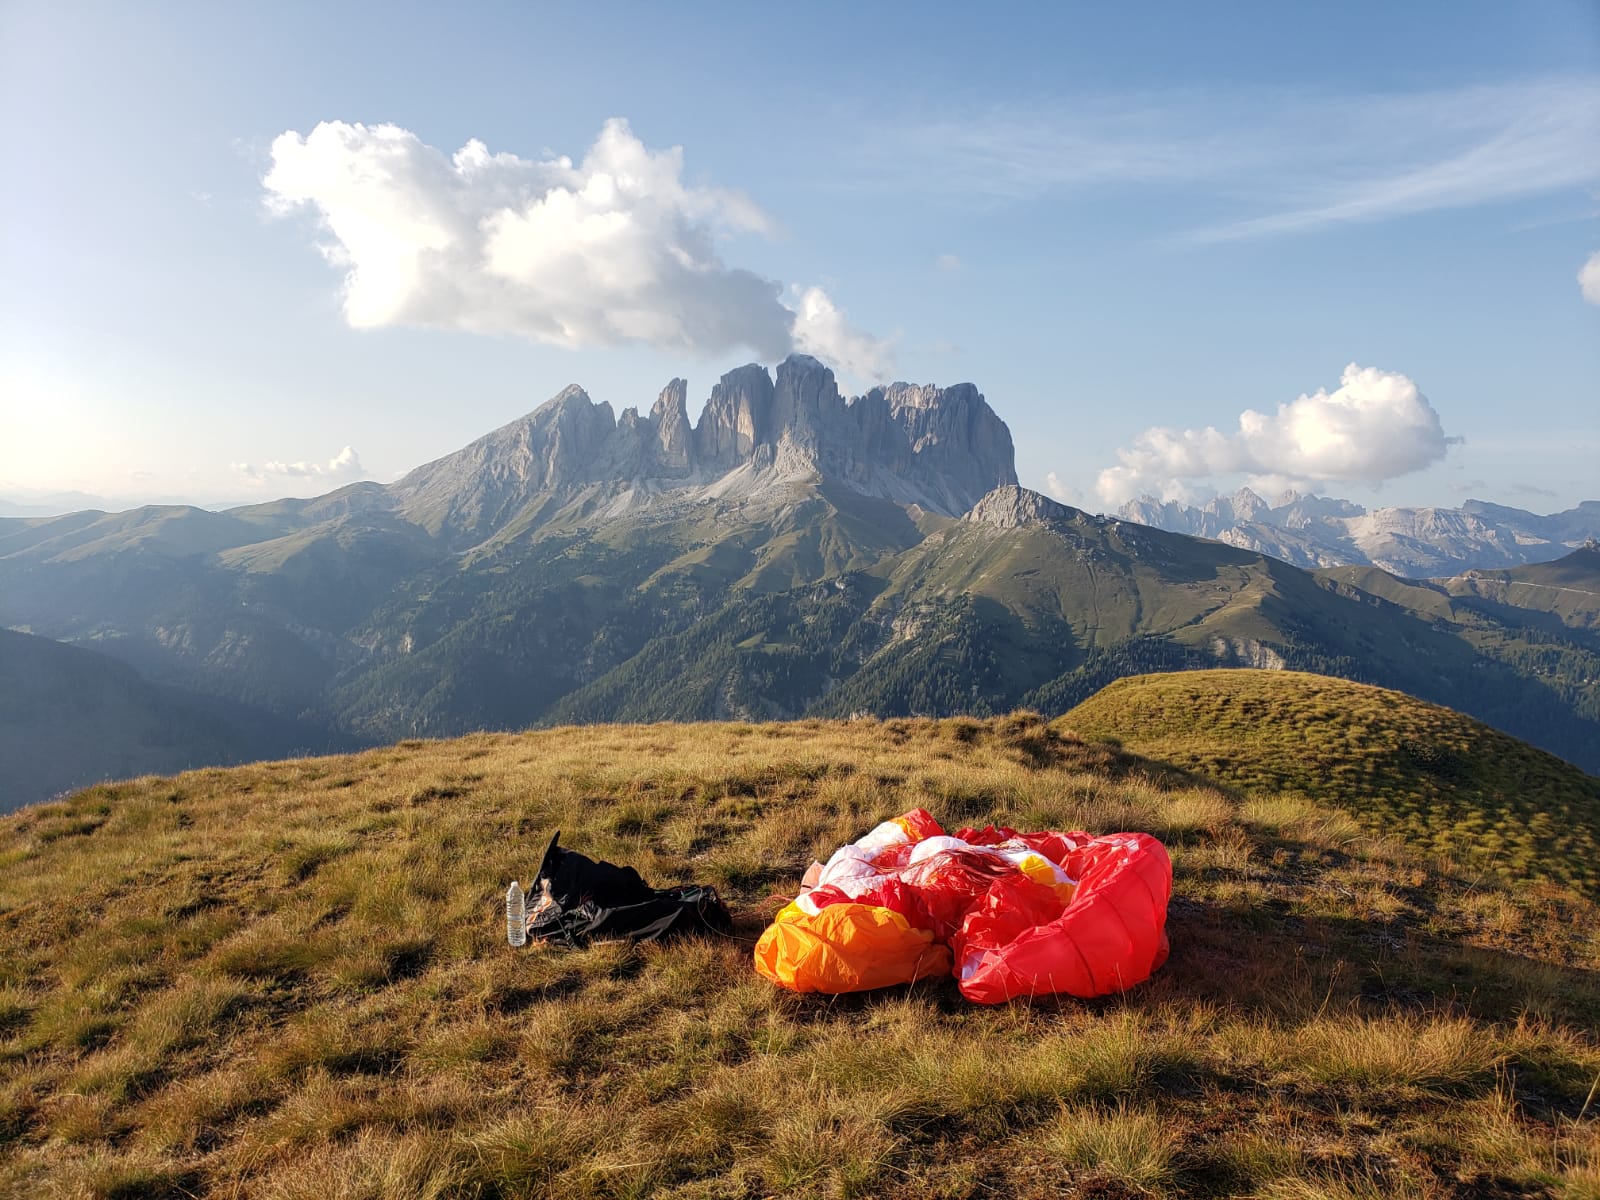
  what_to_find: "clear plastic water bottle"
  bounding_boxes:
[505,881,527,947]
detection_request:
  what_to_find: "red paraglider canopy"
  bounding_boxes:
[754,810,1171,1003]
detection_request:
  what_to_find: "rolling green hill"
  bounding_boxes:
[1063,669,1600,896]
[1442,543,1600,633]
[1,708,1595,1197]
[549,499,1600,776]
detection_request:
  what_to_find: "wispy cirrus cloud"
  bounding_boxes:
[856,76,1600,240]
[1197,80,1600,242]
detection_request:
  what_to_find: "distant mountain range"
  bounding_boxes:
[0,492,114,518]
[3,354,1598,809]
[1118,488,1600,577]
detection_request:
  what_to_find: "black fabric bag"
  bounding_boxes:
[525,832,734,947]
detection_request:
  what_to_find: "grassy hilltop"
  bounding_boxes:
[1066,670,1600,898]
[1,687,1598,1198]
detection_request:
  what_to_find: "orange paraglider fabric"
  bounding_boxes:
[753,902,952,993]
[753,812,1172,1003]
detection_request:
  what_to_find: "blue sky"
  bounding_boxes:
[2,1,1597,514]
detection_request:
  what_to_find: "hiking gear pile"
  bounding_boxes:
[754,809,1171,1002]
[517,832,733,946]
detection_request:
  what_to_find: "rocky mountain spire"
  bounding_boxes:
[694,364,774,470]
[648,378,693,475]
[391,355,1020,546]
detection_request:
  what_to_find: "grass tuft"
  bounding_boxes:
[1048,1101,1177,1193]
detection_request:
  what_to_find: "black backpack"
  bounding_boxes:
[524,832,734,946]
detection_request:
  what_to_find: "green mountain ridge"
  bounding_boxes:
[550,501,1600,776]
[2,359,1599,808]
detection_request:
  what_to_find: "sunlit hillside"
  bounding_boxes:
[1065,669,1600,897]
[2,707,1597,1198]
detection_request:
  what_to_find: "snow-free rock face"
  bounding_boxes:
[878,381,1017,515]
[390,384,617,541]
[390,355,1018,546]
[964,485,1085,531]
[694,363,775,470]
[1116,489,1600,577]
[648,379,693,475]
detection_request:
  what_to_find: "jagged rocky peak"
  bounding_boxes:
[879,379,1017,507]
[964,485,1084,530]
[1210,487,1267,523]
[694,363,775,468]
[392,355,1022,543]
[882,382,944,409]
[1118,487,1600,576]
[540,387,616,489]
[398,383,599,492]
[771,354,845,452]
[543,382,593,412]
[649,378,693,473]
[1119,495,1191,526]
[650,377,688,419]
[1276,492,1366,524]
[678,354,1015,513]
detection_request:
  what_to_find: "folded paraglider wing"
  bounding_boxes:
[753,812,1171,1002]
[753,901,951,993]
[953,833,1171,1003]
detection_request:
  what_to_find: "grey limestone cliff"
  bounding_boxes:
[391,355,1018,546]
[1117,488,1600,576]
[964,484,1085,531]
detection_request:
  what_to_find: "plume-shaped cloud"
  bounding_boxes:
[790,287,895,382]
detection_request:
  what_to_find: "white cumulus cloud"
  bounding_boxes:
[233,446,367,487]
[1095,365,1459,506]
[1580,251,1600,305]
[1044,472,1079,506]
[264,118,890,378]
[791,286,895,381]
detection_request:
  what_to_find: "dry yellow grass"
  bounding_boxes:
[1065,670,1600,897]
[0,712,1596,1198]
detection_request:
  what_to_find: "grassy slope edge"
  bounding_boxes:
[1062,669,1600,898]
[0,711,1596,1198]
